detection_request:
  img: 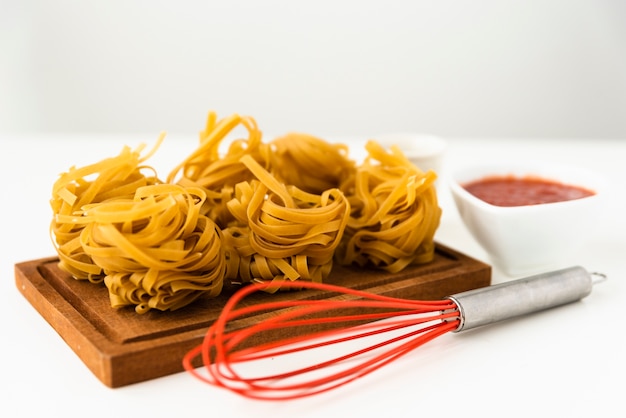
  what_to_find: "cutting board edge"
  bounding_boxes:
[15,244,491,388]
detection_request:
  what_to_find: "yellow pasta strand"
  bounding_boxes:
[167,111,271,228]
[222,155,350,289]
[270,132,356,194]
[48,110,443,312]
[336,140,441,273]
[80,184,225,313]
[50,133,165,282]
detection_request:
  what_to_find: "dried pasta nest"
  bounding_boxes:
[49,110,442,313]
[269,132,356,195]
[222,155,350,291]
[77,184,225,314]
[167,112,271,228]
[335,141,442,273]
[50,138,163,282]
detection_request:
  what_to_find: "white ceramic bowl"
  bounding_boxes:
[375,133,447,176]
[449,160,607,277]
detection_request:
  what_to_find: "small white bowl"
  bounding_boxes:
[449,160,607,277]
[375,133,447,176]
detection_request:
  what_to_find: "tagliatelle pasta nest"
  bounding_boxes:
[77,185,224,314]
[335,141,441,273]
[167,112,271,228]
[49,111,441,313]
[269,132,356,195]
[50,135,164,282]
[223,155,350,291]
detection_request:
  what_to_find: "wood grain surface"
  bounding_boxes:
[15,243,490,388]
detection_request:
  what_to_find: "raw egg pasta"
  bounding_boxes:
[336,140,441,273]
[223,155,350,290]
[269,133,356,194]
[49,110,441,312]
[77,184,225,313]
[50,135,164,282]
[167,111,271,228]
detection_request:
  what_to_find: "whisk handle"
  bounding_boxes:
[447,266,602,332]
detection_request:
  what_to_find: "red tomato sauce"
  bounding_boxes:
[462,175,595,207]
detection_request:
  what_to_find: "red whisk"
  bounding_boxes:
[183,266,605,400]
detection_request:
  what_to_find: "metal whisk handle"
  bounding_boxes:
[447,266,604,332]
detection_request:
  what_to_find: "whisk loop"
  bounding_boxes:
[183,266,601,400]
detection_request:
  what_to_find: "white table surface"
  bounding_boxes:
[2,134,624,417]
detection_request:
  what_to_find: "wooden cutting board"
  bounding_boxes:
[15,243,490,388]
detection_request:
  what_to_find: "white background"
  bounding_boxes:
[3,136,625,418]
[2,0,626,138]
[2,3,626,418]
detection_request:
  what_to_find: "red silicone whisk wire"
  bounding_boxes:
[183,280,460,400]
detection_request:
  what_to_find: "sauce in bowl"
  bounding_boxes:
[462,175,595,207]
